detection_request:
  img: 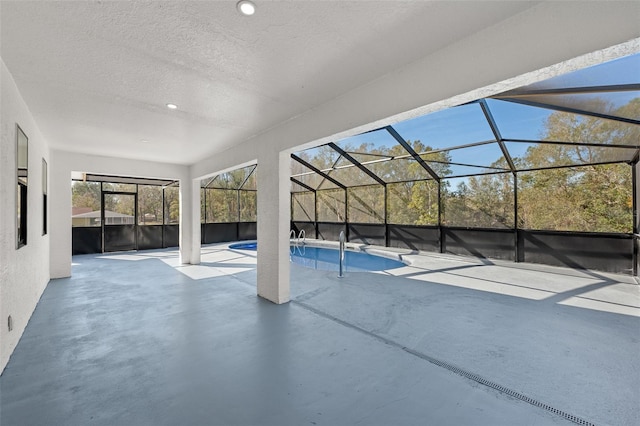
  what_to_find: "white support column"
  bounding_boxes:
[190,179,201,265]
[179,178,193,265]
[256,149,290,304]
[49,152,72,278]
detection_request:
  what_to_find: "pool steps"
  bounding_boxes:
[290,229,306,246]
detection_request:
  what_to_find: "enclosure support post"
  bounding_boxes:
[314,191,318,239]
[161,185,166,247]
[202,187,206,243]
[633,162,638,277]
[514,172,520,263]
[236,189,241,222]
[438,181,444,254]
[384,184,389,247]
[100,183,105,253]
[344,188,349,243]
[134,185,139,251]
[338,230,345,278]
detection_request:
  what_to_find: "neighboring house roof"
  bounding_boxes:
[72,207,92,216]
[72,210,133,218]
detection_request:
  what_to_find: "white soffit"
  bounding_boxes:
[0,1,539,164]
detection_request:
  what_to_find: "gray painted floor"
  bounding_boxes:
[1,243,638,426]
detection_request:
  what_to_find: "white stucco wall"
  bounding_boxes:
[49,150,191,279]
[1,59,50,373]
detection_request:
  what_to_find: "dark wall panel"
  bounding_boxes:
[72,227,102,255]
[388,225,439,252]
[291,221,316,239]
[288,220,635,274]
[520,230,633,274]
[203,223,237,244]
[443,228,515,261]
[163,224,179,248]
[317,222,346,241]
[348,223,385,246]
[104,225,136,252]
[238,222,257,240]
[137,225,164,250]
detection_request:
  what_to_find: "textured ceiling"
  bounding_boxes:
[0,1,538,165]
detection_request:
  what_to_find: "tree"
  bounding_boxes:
[239,190,257,222]
[164,186,180,224]
[317,189,346,222]
[138,185,163,225]
[72,181,101,211]
[447,169,514,228]
[515,98,637,232]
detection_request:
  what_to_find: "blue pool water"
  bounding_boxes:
[228,242,406,272]
[229,242,257,250]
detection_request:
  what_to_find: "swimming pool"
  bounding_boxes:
[228,242,406,272]
[229,242,257,250]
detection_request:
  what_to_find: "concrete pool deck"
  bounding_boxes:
[1,242,638,425]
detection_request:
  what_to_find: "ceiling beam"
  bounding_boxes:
[385,126,440,182]
[290,177,316,193]
[496,98,640,126]
[327,142,386,186]
[479,99,517,173]
[496,83,640,97]
[290,154,346,189]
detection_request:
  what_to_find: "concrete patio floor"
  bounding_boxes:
[1,242,638,425]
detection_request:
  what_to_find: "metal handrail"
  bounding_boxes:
[338,230,345,278]
[289,230,296,242]
[298,229,306,245]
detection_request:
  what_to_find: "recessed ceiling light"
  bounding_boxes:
[166,103,178,110]
[237,0,256,16]
[141,139,149,143]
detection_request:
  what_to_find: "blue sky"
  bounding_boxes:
[295,53,639,187]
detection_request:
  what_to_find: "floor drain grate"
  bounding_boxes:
[294,300,596,426]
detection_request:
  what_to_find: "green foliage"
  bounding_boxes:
[348,185,384,223]
[208,166,256,189]
[239,191,257,222]
[514,99,637,233]
[445,172,514,228]
[292,192,315,222]
[72,181,179,226]
[204,188,238,223]
[71,181,101,211]
[164,186,180,224]
[317,189,346,222]
[217,97,638,233]
[138,185,163,225]
[518,164,631,233]
[387,180,438,225]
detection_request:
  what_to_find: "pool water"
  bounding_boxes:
[229,242,257,250]
[228,242,406,272]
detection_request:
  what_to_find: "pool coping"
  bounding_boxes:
[236,238,637,284]
[291,238,413,265]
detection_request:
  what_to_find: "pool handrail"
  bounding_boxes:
[298,229,306,245]
[338,230,345,278]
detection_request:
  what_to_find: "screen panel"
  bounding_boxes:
[347,185,385,223]
[317,189,346,222]
[442,174,514,229]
